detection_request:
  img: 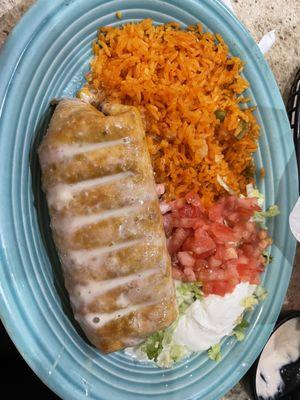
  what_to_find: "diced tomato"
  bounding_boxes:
[258,239,272,250]
[172,267,184,280]
[197,267,227,282]
[162,194,270,297]
[193,218,210,230]
[236,197,260,211]
[260,255,266,264]
[167,215,180,228]
[208,256,222,269]
[246,221,256,233]
[160,201,171,214]
[246,257,259,270]
[226,260,239,279]
[203,280,234,296]
[249,274,260,285]
[198,249,217,259]
[208,202,224,222]
[226,211,239,224]
[183,267,197,282]
[163,213,173,237]
[224,247,238,260]
[258,230,268,240]
[178,204,203,218]
[216,281,233,296]
[241,244,255,258]
[183,229,216,257]
[237,254,249,265]
[181,237,193,251]
[252,247,262,258]
[167,227,190,255]
[202,282,214,296]
[210,222,237,242]
[177,218,198,228]
[233,222,249,241]
[215,244,226,260]
[229,276,240,287]
[155,184,165,196]
[177,252,195,268]
[184,242,216,259]
[223,196,237,212]
[237,264,252,282]
[171,198,186,211]
[185,191,202,207]
[194,227,209,240]
[194,258,207,270]
[236,207,254,220]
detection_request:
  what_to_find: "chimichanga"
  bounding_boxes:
[38,98,178,353]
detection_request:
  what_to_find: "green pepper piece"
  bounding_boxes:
[214,109,227,122]
[235,119,249,139]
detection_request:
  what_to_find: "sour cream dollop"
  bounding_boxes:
[173,282,256,351]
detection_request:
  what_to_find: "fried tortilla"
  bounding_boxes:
[38,99,178,353]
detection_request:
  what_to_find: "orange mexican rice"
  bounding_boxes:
[83,19,259,207]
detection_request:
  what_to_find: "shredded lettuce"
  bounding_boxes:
[254,285,268,302]
[208,344,222,361]
[263,253,273,264]
[242,295,259,310]
[257,205,280,218]
[254,205,280,225]
[138,282,202,367]
[246,184,279,226]
[217,175,235,195]
[232,318,249,341]
[156,329,190,368]
[232,286,267,343]
[246,183,265,208]
[176,281,203,313]
[139,331,164,361]
[139,322,191,368]
[139,318,180,366]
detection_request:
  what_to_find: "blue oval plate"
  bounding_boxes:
[0,1,298,399]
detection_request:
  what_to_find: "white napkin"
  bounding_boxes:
[257,30,276,55]
[220,0,235,14]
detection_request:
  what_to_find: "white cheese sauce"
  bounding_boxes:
[47,171,133,210]
[54,204,141,234]
[74,267,160,304]
[79,300,158,329]
[41,138,129,166]
[256,317,300,399]
[68,238,143,266]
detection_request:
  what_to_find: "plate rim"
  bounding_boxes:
[0,0,298,399]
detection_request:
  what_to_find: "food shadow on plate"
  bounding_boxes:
[29,104,92,346]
